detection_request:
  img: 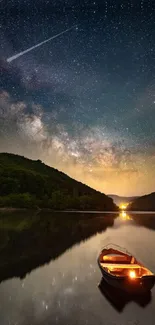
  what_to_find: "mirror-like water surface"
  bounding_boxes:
[0,211,155,325]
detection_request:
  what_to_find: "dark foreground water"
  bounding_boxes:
[0,211,155,325]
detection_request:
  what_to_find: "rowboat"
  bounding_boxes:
[98,244,155,293]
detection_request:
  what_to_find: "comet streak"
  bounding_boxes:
[7,25,77,63]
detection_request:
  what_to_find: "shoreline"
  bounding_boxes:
[0,207,119,213]
[0,208,154,213]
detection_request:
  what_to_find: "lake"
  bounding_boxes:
[0,210,155,325]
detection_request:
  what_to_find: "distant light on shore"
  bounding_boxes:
[120,203,128,210]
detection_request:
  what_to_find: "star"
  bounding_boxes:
[0,0,155,196]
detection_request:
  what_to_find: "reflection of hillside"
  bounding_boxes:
[0,211,116,283]
[130,214,155,230]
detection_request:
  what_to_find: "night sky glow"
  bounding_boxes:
[0,0,155,196]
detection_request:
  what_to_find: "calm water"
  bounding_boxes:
[0,211,155,325]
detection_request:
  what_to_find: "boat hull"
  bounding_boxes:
[98,259,155,293]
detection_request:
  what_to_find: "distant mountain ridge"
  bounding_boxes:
[127,192,155,211]
[108,194,139,206]
[0,152,117,211]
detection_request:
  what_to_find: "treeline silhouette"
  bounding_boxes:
[128,192,155,211]
[0,153,117,210]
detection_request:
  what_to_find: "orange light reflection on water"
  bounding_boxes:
[120,211,133,221]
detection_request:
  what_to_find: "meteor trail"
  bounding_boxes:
[7,25,77,63]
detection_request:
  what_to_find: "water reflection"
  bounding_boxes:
[0,211,155,324]
[98,278,152,312]
[119,210,133,221]
[0,210,155,285]
[130,213,155,230]
[0,211,116,284]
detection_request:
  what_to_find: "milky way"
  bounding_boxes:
[0,0,155,196]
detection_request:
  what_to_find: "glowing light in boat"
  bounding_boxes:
[129,270,136,279]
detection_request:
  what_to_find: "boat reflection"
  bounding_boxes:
[120,211,133,221]
[98,278,152,312]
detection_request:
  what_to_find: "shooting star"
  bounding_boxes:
[7,25,77,63]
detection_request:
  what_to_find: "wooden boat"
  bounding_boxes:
[98,244,155,293]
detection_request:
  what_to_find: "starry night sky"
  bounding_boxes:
[0,0,155,196]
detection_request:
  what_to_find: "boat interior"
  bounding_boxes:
[99,253,153,277]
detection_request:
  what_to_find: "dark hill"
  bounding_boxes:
[0,153,117,210]
[127,192,155,211]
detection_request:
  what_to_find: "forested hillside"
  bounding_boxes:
[0,153,117,210]
[127,192,155,211]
